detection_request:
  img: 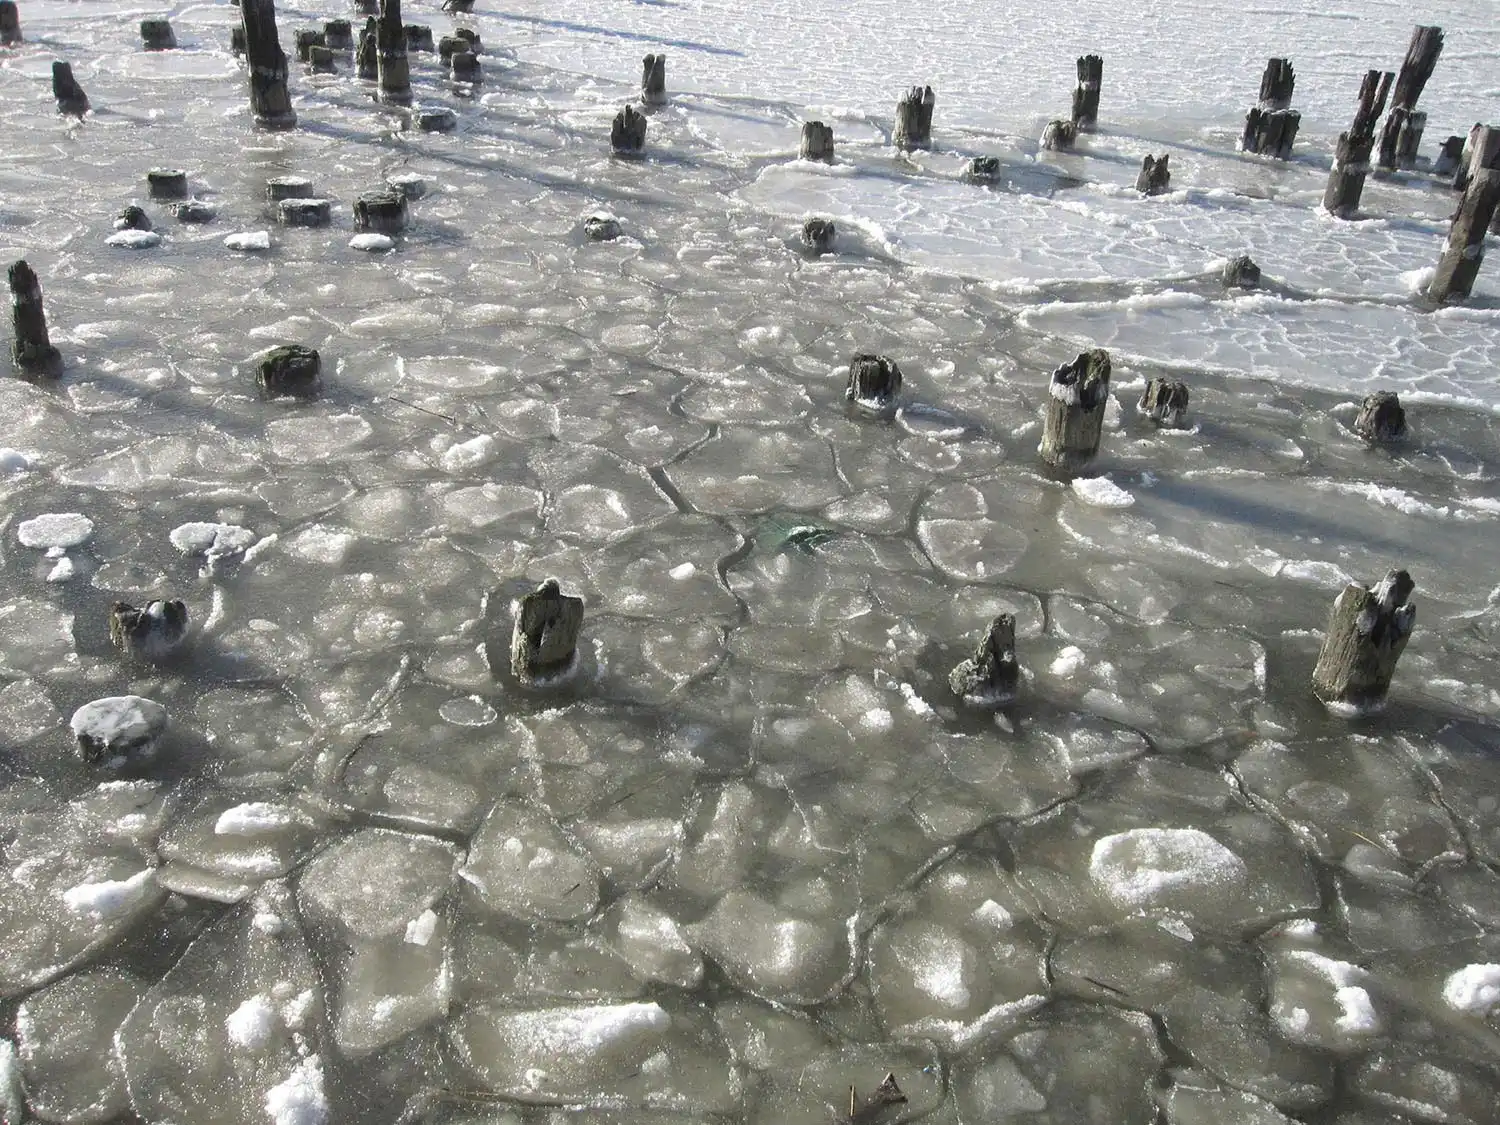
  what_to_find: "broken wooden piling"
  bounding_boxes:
[240,0,297,129]
[403,23,433,52]
[964,155,1001,184]
[640,52,666,106]
[266,175,313,201]
[1311,568,1415,711]
[231,24,245,54]
[845,353,902,414]
[323,17,352,48]
[1139,377,1190,427]
[450,50,479,81]
[893,85,934,151]
[308,43,335,72]
[1071,55,1102,131]
[1221,254,1261,289]
[1377,25,1443,172]
[1041,119,1076,151]
[140,17,176,49]
[1433,135,1464,177]
[0,1,21,45]
[1039,348,1110,471]
[255,343,320,397]
[115,205,150,231]
[377,0,411,103]
[949,615,1020,706]
[511,579,584,686]
[1353,391,1406,442]
[1136,154,1170,195]
[52,61,89,116]
[1427,131,1500,303]
[802,217,835,253]
[354,188,408,233]
[1241,58,1299,158]
[147,168,188,199]
[109,600,189,661]
[611,105,647,154]
[8,261,62,378]
[1323,69,1393,218]
[294,28,324,61]
[356,18,376,79]
[278,197,331,226]
[800,121,834,162]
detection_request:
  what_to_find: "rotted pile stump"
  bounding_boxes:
[949,615,1020,707]
[845,353,902,415]
[52,61,89,116]
[8,260,63,378]
[640,52,666,106]
[109,600,189,661]
[450,51,480,81]
[294,28,325,61]
[147,168,188,199]
[1433,135,1464,177]
[1041,119,1076,151]
[1038,348,1110,471]
[377,0,411,103]
[1311,569,1415,711]
[240,0,297,129]
[356,18,377,79]
[964,156,1001,184]
[255,343,320,397]
[1071,55,1102,131]
[140,18,176,49]
[801,217,835,253]
[800,121,834,162]
[1377,25,1443,172]
[893,85,934,151]
[324,18,353,49]
[1241,57,1300,159]
[1221,254,1261,289]
[611,105,647,154]
[1323,69,1393,218]
[510,579,585,687]
[355,188,408,233]
[0,1,21,45]
[1139,377,1189,427]
[1428,126,1500,303]
[1353,391,1406,442]
[1136,154,1170,195]
[404,23,433,52]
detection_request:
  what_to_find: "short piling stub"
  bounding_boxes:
[1353,390,1406,443]
[354,188,409,234]
[255,343,321,397]
[893,84,935,151]
[240,0,297,129]
[323,18,353,49]
[52,61,90,116]
[1433,135,1464,178]
[1136,153,1170,195]
[845,353,902,415]
[115,205,151,231]
[450,50,480,81]
[800,120,834,162]
[949,614,1020,707]
[1323,69,1393,218]
[964,156,1001,183]
[294,28,325,61]
[403,23,433,52]
[801,217,835,253]
[1071,54,1102,131]
[611,104,647,154]
[0,1,22,45]
[147,168,188,200]
[109,600,189,661]
[356,18,377,79]
[140,17,176,49]
[1221,254,1261,289]
[1041,119,1077,152]
[308,44,336,72]
[1039,348,1111,471]
[640,52,666,106]
[582,213,621,241]
[1311,568,1415,712]
[8,260,63,378]
[510,578,585,687]
[230,24,246,54]
[1139,377,1190,427]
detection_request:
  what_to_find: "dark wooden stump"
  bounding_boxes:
[354,188,408,233]
[845,353,902,414]
[8,260,62,378]
[1353,390,1406,442]
[1323,69,1392,218]
[1139,377,1190,427]
[510,579,585,686]
[438,33,465,59]
[1242,108,1300,159]
[1039,348,1110,470]
[1257,57,1295,109]
[0,1,20,45]
[294,28,324,60]
[140,18,176,49]
[611,104,647,154]
[1433,135,1464,177]
[170,199,215,223]
[324,18,353,48]
[241,0,297,129]
[386,172,426,199]
[356,18,377,79]
[115,205,151,231]
[583,213,620,241]
[1221,254,1261,288]
[52,61,89,116]
[308,44,335,72]
[801,217,835,253]
[893,84,934,151]
[377,0,411,103]
[415,106,456,132]
[1041,119,1076,151]
[1428,164,1500,302]
[640,52,666,106]
[255,343,320,397]
[964,155,1001,183]
[109,600,188,661]
[452,27,480,51]
[1453,124,1499,194]
[147,168,188,200]
[1071,54,1102,131]
[404,23,433,51]
[450,50,479,81]
[1136,153,1170,195]
[277,197,331,226]
[799,121,834,162]
[949,615,1019,706]
[1311,568,1415,711]
[1377,25,1443,172]
[1387,108,1426,170]
[266,175,313,201]
[230,25,245,54]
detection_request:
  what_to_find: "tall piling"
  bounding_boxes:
[9,260,63,378]
[1428,126,1500,303]
[1323,69,1393,218]
[1377,26,1443,172]
[1071,55,1102,131]
[240,0,297,129]
[1242,58,1299,158]
[376,0,410,104]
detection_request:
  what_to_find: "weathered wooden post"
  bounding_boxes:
[800,121,834,162]
[1241,58,1300,158]
[1041,119,1076,151]
[147,168,188,199]
[611,105,647,154]
[1136,154,1170,195]
[1071,55,1102,131]
[115,205,151,231]
[140,18,176,49]
[0,1,21,45]
[323,18,352,48]
[356,17,377,79]
[376,0,411,104]
[1353,391,1406,442]
[53,61,89,116]
[1377,26,1443,172]
[1433,135,1464,177]
[1221,254,1261,288]
[308,44,336,72]
[450,50,480,81]
[109,600,189,661]
[640,52,666,106]
[1139,377,1189,427]
[354,188,408,233]
[1427,141,1500,303]
[231,25,245,54]
[802,217,835,253]
[845,353,902,414]
[278,198,331,225]
[8,261,62,378]
[1039,348,1110,470]
[1311,569,1415,711]
[403,23,433,51]
[255,344,320,397]
[949,615,1020,706]
[240,0,297,129]
[893,85,934,151]
[511,579,584,686]
[1323,70,1393,217]
[294,28,324,61]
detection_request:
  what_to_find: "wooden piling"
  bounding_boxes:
[1221,254,1261,289]
[1242,58,1300,158]
[1071,55,1102,131]
[1311,568,1415,711]
[356,18,376,79]
[845,353,902,414]
[240,0,297,129]
[1038,348,1110,471]
[640,52,666,106]
[376,0,411,104]
[1453,123,1499,194]
[1433,135,1464,177]
[114,205,151,231]
[140,18,176,49]
[801,217,835,253]
[147,168,188,200]
[109,600,188,661]
[0,1,21,45]
[1041,119,1076,151]
[230,24,245,54]
[510,579,584,686]
[582,213,621,241]
[1376,26,1443,172]
[1136,153,1170,195]
[964,155,1001,183]
[1322,69,1393,218]
[948,615,1020,706]
[278,198,331,225]
[450,50,480,81]
[354,188,408,233]
[255,343,320,397]
[800,121,834,162]
[308,44,335,72]
[323,18,352,48]
[8,261,62,378]
[1428,158,1500,303]
[415,106,456,132]
[1139,377,1189,427]
[403,23,433,52]
[294,28,324,61]
[52,61,89,116]
[266,175,313,201]
[893,84,934,151]
[1353,391,1406,442]
[610,105,647,154]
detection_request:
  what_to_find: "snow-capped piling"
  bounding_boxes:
[1136,154,1170,195]
[510,579,584,687]
[415,106,456,132]
[841,1074,907,1125]
[241,0,297,129]
[8,260,62,378]
[147,168,188,200]
[964,156,1001,183]
[1039,348,1111,471]
[140,18,176,49]
[71,696,168,764]
[404,23,433,52]
[356,18,376,78]
[1353,391,1406,442]
[1139,377,1190,427]
[53,61,89,116]
[1242,58,1299,158]
[1221,254,1261,288]
[1323,70,1393,218]
[1377,26,1443,172]
[845,353,902,414]
[800,121,834,162]
[893,85,934,151]
[377,0,411,103]
[949,615,1020,706]
[255,344,320,397]
[171,200,214,223]
[294,28,324,61]
[323,17,352,48]
[1429,138,1500,303]
[450,50,479,81]
[437,33,465,59]
[640,52,666,106]
[611,105,647,154]
[278,197,331,226]
[1071,55,1102,130]
[110,600,189,661]
[266,175,312,201]
[802,217,835,253]
[1041,119,1076,151]
[0,1,20,44]
[354,187,408,233]
[1311,569,1415,711]
[582,213,620,241]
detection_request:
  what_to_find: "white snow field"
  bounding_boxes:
[2,0,1500,1120]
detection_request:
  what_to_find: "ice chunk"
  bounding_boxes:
[224,231,271,251]
[1442,963,1500,1015]
[604,895,703,988]
[1090,828,1249,914]
[226,995,279,1049]
[1268,949,1382,1049]
[106,229,163,249]
[350,233,395,252]
[298,828,458,938]
[17,512,94,549]
[169,521,257,560]
[0,1040,19,1125]
[686,890,850,1005]
[62,868,158,920]
[1072,475,1135,508]
[440,434,496,472]
[216,803,307,836]
[16,970,142,1122]
[69,695,169,764]
[462,803,601,923]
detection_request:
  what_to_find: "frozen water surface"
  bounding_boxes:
[1,0,1500,1118]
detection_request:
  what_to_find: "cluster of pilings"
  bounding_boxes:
[1040,55,1101,152]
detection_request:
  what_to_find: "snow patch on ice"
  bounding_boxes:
[226,994,279,1049]
[1089,828,1248,912]
[265,1055,328,1125]
[215,803,303,836]
[106,229,162,249]
[225,231,272,251]
[1442,963,1500,1015]
[350,234,395,252]
[1071,476,1134,508]
[404,909,439,946]
[1050,645,1086,677]
[17,512,94,549]
[61,868,156,919]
